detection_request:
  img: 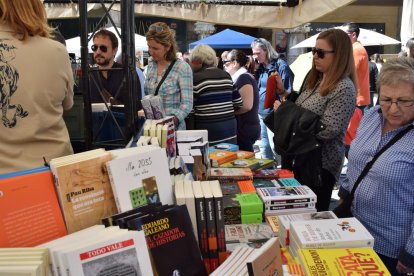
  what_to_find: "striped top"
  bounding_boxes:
[193,67,243,123]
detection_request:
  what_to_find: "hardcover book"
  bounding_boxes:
[50,150,117,234]
[298,248,391,276]
[0,169,67,247]
[290,217,375,249]
[105,147,174,213]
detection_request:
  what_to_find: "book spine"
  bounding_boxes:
[213,194,226,265]
[105,163,121,212]
[205,196,219,272]
[195,196,210,273]
[266,203,316,211]
[268,197,316,205]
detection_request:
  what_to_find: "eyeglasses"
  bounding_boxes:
[379,98,414,107]
[222,60,231,65]
[91,44,108,53]
[312,47,335,59]
[149,25,164,32]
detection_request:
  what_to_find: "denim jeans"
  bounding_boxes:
[258,114,281,164]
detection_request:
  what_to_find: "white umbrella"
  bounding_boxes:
[65,27,148,57]
[291,28,401,49]
[290,51,313,92]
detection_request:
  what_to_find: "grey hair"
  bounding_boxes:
[250,38,279,61]
[378,57,414,94]
[189,44,218,67]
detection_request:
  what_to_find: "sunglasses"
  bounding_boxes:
[91,44,108,53]
[312,47,335,59]
[149,25,164,32]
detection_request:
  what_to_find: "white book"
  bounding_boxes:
[143,119,152,136]
[256,185,317,206]
[290,217,375,249]
[64,230,152,276]
[245,237,283,276]
[210,246,255,276]
[183,178,198,242]
[106,147,174,212]
[0,260,45,276]
[174,177,185,206]
[176,129,209,143]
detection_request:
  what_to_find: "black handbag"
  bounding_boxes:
[334,124,413,218]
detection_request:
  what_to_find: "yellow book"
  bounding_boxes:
[298,248,391,276]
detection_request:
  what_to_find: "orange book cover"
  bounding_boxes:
[237,180,256,194]
[235,150,255,159]
[0,170,67,247]
[209,150,237,167]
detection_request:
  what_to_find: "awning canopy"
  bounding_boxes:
[189,29,256,50]
[43,0,356,29]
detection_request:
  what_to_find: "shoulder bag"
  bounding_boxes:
[334,124,413,218]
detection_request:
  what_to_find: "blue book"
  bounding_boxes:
[0,166,49,179]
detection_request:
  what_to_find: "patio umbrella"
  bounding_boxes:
[291,28,401,49]
[290,51,313,91]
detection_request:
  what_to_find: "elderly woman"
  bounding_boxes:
[272,29,356,211]
[189,44,243,146]
[339,58,414,275]
[223,49,260,152]
[144,22,193,129]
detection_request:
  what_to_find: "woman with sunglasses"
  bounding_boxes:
[0,0,74,173]
[223,50,260,152]
[272,29,357,211]
[144,22,193,130]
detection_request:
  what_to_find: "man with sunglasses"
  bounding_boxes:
[341,22,370,111]
[89,29,140,106]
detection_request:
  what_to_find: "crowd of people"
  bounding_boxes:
[1,0,413,274]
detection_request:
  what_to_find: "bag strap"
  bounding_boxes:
[154,59,176,96]
[349,124,414,198]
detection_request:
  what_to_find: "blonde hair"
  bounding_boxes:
[145,22,178,62]
[306,29,357,96]
[0,0,52,40]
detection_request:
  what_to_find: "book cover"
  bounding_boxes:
[200,181,219,272]
[277,169,295,178]
[50,151,117,234]
[192,181,210,273]
[251,158,276,170]
[291,217,375,249]
[141,95,155,119]
[278,177,302,187]
[276,211,337,246]
[256,185,317,206]
[298,248,391,276]
[252,179,281,189]
[0,170,67,247]
[252,169,279,180]
[210,143,239,152]
[209,180,226,265]
[235,150,255,159]
[246,237,283,276]
[237,180,257,194]
[127,205,207,276]
[101,203,162,227]
[219,181,241,195]
[225,223,274,244]
[209,150,237,167]
[64,231,153,276]
[223,193,263,217]
[105,147,174,213]
[207,167,253,181]
[220,158,261,170]
[149,95,166,119]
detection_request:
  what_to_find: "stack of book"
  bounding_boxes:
[298,248,391,276]
[210,237,283,276]
[289,217,375,258]
[256,185,317,215]
[209,150,237,167]
[274,211,337,247]
[252,168,294,179]
[223,193,263,225]
[141,116,176,157]
[0,247,49,276]
[207,167,253,182]
[36,224,153,276]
